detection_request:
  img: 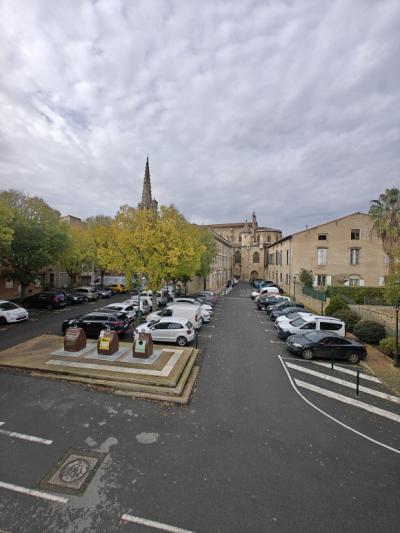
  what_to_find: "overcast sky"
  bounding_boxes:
[0,0,399,234]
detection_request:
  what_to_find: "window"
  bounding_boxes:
[257,234,260,243]
[286,250,290,265]
[318,234,327,240]
[234,251,241,264]
[350,248,360,265]
[320,322,342,331]
[5,279,13,289]
[317,275,326,286]
[351,229,360,240]
[301,322,316,330]
[280,273,283,282]
[317,248,327,266]
[168,322,183,329]
[286,274,289,284]
[253,252,259,263]
[154,322,170,330]
[267,235,271,242]
[348,276,361,287]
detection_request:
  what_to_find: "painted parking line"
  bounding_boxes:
[202,325,215,328]
[295,379,400,424]
[313,361,381,383]
[121,513,195,532]
[286,362,400,404]
[0,427,53,445]
[0,481,68,503]
[264,329,275,333]
[197,334,212,339]
[270,339,286,344]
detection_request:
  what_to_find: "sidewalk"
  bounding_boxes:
[362,344,400,397]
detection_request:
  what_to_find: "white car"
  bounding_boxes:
[275,312,314,328]
[100,302,138,321]
[277,315,345,340]
[0,300,29,324]
[134,317,195,346]
[148,306,211,324]
[169,299,211,323]
[252,286,280,300]
[124,297,150,315]
[172,298,212,313]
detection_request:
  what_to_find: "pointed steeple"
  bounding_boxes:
[138,157,158,211]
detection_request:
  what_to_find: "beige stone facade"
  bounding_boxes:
[209,212,282,281]
[266,212,389,291]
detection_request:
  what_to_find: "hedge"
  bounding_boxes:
[325,286,385,304]
[353,320,386,344]
[325,295,349,316]
[379,337,396,358]
[332,309,359,333]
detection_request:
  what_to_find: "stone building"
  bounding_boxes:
[266,212,389,292]
[138,157,158,211]
[208,212,282,281]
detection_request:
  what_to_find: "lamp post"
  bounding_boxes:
[293,276,296,302]
[394,300,400,368]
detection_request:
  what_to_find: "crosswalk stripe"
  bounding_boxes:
[286,362,400,405]
[295,379,400,423]
[313,361,381,383]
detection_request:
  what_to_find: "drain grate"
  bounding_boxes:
[39,449,106,496]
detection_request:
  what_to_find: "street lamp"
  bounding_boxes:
[394,300,400,368]
[293,275,296,302]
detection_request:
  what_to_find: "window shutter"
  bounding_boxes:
[379,277,385,286]
[313,275,318,287]
[326,276,332,286]
[359,279,365,287]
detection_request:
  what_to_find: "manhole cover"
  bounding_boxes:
[39,449,106,495]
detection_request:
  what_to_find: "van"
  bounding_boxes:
[161,303,202,329]
[277,315,345,339]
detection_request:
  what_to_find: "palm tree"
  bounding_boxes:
[369,188,400,275]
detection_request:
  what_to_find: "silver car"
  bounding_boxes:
[72,286,98,301]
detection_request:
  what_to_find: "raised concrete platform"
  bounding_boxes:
[0,335,199,404]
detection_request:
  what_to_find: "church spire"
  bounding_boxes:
[138,157,158,211]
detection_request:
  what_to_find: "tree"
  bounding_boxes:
[85,215,114,284]
[384,247,400,305]
[196,228,218,290]
[299,268,313,288]
[59,224,91,288]
[369,188,400,275]
[0,199,13,261]
[0,190,69,299]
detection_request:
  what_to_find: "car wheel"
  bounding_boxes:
[302,348,314,360]
[347,352,360,364]
[0,317,7,325]
[84,297,89,302]
[200,317,204,325]
[177,336,187,347]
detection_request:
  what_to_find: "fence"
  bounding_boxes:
[288,282,329,315]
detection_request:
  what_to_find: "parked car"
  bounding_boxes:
[173,297,212,313]
[59,291,85,305]
[0,300,29,324]
[167,303,203,329]
[271,305,306,321]
[257,295,290,310]
[98,302,138,321]
[106,283,127,294]
[140,290,168,307]
[277,315,345,340]
[266,300,295,315]
[23,291,68,310]
[95,286,113,299]
[253,286,280,300]
[124,296,150,315]
[190,293,215,306]
[134,317,195,346]
[147,305,211,324]
[275,312,314,328]
[197,291,217,303]
[72,286,98,301]
[62,312,129,336]
[286,331,367,363]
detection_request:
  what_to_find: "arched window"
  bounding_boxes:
[235,251,241,264]
[253,252,260,263]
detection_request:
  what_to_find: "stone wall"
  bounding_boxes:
[349,305,397,336]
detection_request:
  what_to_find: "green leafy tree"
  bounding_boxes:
[85,215,114,284]
[0,199,14,260]
[0,190,69,299]
[369,188,400,275]
[59,224,91,288]
[196,228,218,290]
[384,249,400,305]
[299,268,313,288]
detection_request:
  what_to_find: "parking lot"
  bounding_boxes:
[0,282,399,532]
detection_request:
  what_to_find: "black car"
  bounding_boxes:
[286,331,367,363]
[270,304,305,320]
[257,295,285,310]
[62,312,129,337]
[59,291,85,304]
[266,300,295,315]
[23,291,68,310]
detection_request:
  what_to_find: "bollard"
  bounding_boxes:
[356,370,360,396]
[195,330,198,349]
[331,355,334,371]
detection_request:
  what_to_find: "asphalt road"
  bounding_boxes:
[0,283,399,532]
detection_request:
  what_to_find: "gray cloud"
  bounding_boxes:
[0,0,399,234]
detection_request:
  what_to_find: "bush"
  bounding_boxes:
[299,269,313,288]
[379,337,396,358]
[353,320,386,344]
[325,295,349,316]
[332,309,359,333]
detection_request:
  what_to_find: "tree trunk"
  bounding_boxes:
[203,276,207,290]
[100,270,105,285]
[152,292,158,312]
[20,283,28,301]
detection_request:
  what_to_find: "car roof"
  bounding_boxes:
[151,316,189,324]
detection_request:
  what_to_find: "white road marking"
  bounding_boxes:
[278,355,400,455]
[121,513,195,532]
[202,325,215,328]
[197,334,212,339]
[0,428,52,445]
[264,329,275,332]
[0,422,4,426]
[47,350,182,377]
[313,361,381,383]
[270,339,286,344]
[0,481,68,503]
[295,379,400,424]
[286,362,400,404]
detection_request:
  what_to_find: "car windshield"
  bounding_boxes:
[0,302,19,310]
[290,318,306,327]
